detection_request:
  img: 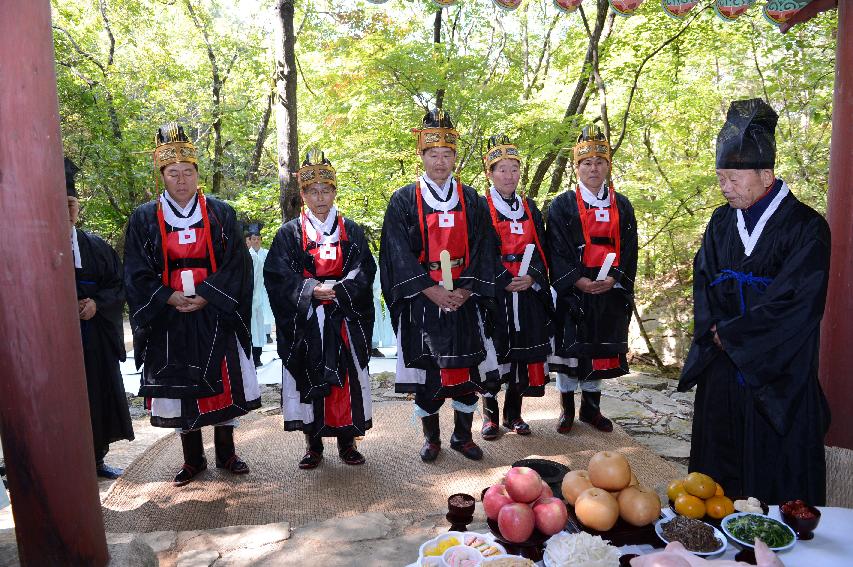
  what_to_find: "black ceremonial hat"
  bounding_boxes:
[65,157,80,198]
[245,222,264,237]
[716,99,778,170]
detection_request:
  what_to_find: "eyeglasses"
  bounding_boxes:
[303,188,335,197]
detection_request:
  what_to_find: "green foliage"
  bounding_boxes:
[55,0,837,358]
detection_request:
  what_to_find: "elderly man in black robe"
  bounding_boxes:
[264,150,376,469]
[380,109,496,462]
[679,98,831,505]
[66,157,134,478]
[124,123,261,486]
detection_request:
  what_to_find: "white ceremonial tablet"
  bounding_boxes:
[180,270,196,296]
[438,213,455,228]
[595,208,610,222]
[596,252,616,281]
[319,244,337,260]
[510,221,524,234]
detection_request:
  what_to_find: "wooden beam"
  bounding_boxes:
[821,0,853,450]
[0,2,109,564]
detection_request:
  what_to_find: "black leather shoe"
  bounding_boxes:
[298,450,323,469]
[339,445,366,465]
[216,454,250,474]
[420,441,441,462]
[503,418,531,436]
[580,412,614,432]
[558,392,575,434]
[174,458,208,486]
[481,421,500,440]
[579,391,613,432]
[96,463,124,479]
[450,439,483,461]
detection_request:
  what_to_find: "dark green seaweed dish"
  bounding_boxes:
[725,515,794,549]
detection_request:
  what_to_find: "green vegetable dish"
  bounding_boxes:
[725,515,794,549]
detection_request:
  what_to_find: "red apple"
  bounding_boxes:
[483,484,513,520]
[533,496,569,535]
[505,467,543,503]
[498,502,535,543]
[539,480,553,499]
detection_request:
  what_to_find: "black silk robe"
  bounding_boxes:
[264,215,376,436]
[546,188,638,379]
[124,196,260,428]
[379,181,495,395]
[483,195,553,394]
[75,229,134,454]
[678,188,831,505]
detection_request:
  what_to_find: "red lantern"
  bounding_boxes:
[763,0,810,27]
[609,0,644,16]
[554,0,583,13]
[714,0,757,22]
[661,0,699,20]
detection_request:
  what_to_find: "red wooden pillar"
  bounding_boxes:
[0,2,109,565]
[821,1,853,451]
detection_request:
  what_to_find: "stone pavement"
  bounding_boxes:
[0,370,692,566]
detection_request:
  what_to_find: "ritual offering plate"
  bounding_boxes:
[486,518,549,561]
[655,516,727,556]
[721,513,797,552]
[418,531,507,566]
[565,504,664,548]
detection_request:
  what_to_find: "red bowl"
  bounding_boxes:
[780,501,821,540]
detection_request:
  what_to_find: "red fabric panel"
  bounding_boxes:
[527,362,546,387]
[440,367,471,387]
[198,358,234,414]
[164,229,209,291]
[424,211,468,281]
[592,357,621,371]
[324,320,354,428]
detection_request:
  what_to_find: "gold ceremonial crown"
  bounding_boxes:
[297,148,337,190]
[483,134,521,172]
[413,109,459,154]
[154,122,198,170]
[573,126,611,166]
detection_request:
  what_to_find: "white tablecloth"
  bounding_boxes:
[409,507,853,566]
[620,506,853,565]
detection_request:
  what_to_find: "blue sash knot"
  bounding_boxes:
[709,269,774,386]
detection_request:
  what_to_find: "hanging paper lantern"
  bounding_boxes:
[554,0,583,13]
[661,0,699,20]
[763,0,810,27]
[714,0,757,22]
[609,0,644,17]
[494,0,522,10]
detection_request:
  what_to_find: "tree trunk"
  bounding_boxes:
[632,302,665,370]
[275,0,301,221]
[526,0,609,199]
[246,90,273,183]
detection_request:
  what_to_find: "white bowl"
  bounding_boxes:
[419,532,467,563]
[721,512,797,552]
[443,545,483,566]
[655,517,727,556]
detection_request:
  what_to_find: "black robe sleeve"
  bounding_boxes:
[456,184,496,297]
[79,230,127,362]
[195,198,254,320]
[379,185,436,307]
[264,219,315,369]
[612,193,638,293]
[123,203,173,332]
[546,191,585,295]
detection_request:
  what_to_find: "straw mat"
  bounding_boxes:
[101,396,680,532]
